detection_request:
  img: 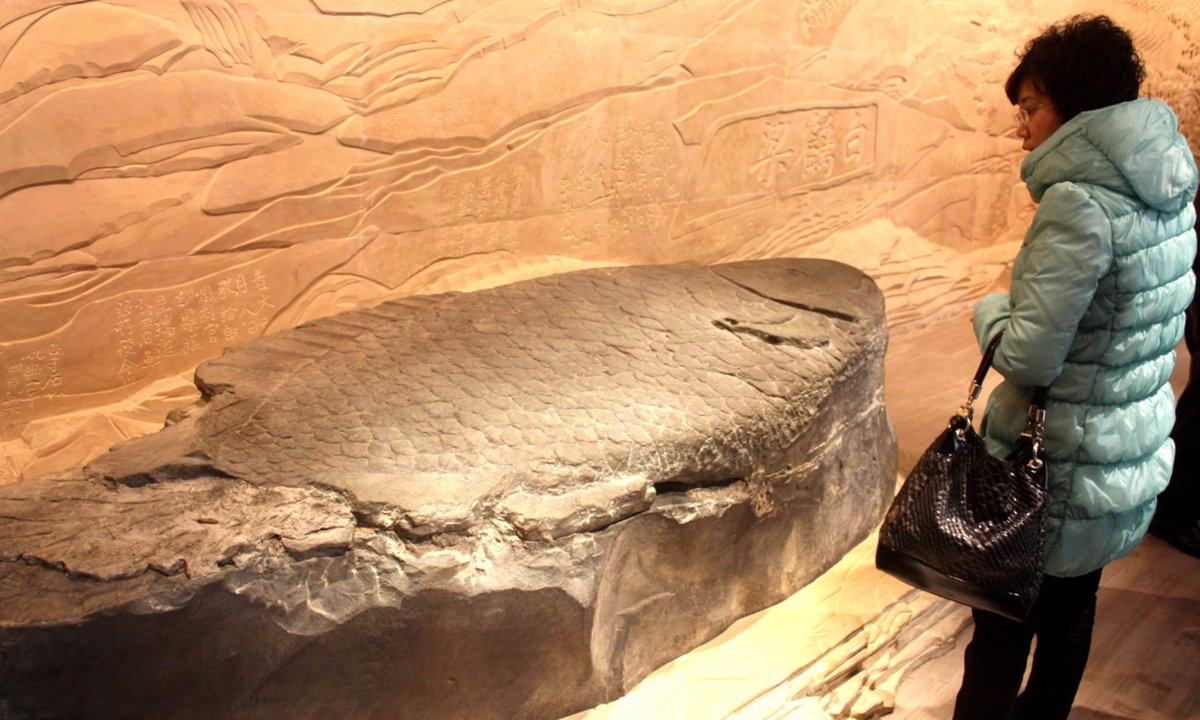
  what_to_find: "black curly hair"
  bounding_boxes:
[1005,14,1145,122]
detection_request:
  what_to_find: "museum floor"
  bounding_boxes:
[566,316,1200,720]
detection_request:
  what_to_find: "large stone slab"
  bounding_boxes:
[0,258,895,720]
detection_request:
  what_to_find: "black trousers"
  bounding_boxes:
[952,569,1103,720]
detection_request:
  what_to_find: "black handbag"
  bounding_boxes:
[876,331,1049,622]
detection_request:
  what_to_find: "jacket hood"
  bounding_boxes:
[1022,98,1198,213]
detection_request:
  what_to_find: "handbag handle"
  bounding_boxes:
[955,330,1048,469]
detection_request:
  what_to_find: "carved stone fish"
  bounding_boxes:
[0,258,896,720]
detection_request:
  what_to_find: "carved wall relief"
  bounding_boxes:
[1,0,1197,484]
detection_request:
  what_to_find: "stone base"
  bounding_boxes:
[568,532,972,720]
[0,402,892,720]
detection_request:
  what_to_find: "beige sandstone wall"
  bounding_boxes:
[1,0,1197,484]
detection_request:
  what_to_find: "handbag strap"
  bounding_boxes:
[956,331,1049,469]
[956,331,1005,425]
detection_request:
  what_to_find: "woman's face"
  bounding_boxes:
[1015,78,1064,151]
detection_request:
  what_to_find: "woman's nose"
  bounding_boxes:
[1016,123,1030,139]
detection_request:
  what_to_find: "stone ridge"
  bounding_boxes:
[174,259,881,541]
[78,258,884,546]
[0,474,355,584]
[0,259,894,720]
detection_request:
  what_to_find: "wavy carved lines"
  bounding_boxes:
[197,78,680,266]
[262,0,587,119]
[309,0,459,17]
[795,0,858,45]
[0,1,90,33]
[0,269,120,308]
[346,84,680,231]
[348,38,492,115]
[0,4,186,107]
[0,235,374,434]
[0,70,353,200]
[676,0,857,83]
[340,6,688,160]
[182,0,252,68]
[1,0,1196,472]
[348,2,578,116]
[271,42,371,89]
[190,14,698,252]
[0,173,210,276]
[0,6,51,76]
[263,25,480,116]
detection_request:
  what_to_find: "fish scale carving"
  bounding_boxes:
[0,259,896,720]
[210,266,842,492]
[189,265,854,518]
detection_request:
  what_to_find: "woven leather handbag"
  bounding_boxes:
[876,331,1049,622]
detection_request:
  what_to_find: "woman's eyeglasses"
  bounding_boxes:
[1014,102,1051,125]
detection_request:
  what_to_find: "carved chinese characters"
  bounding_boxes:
[2,346,63,417]
[113,271,274,384]
[693,105,877,200]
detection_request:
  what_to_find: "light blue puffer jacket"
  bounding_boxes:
[974,98,1198,577]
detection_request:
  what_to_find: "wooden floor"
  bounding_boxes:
[885,318,1200,720]
[890,534,1200,720]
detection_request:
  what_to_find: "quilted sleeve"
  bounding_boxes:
[973,182,1114,387]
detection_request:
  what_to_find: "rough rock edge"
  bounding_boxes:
[2,261,889,635]
[1,372,888,635]
[77,264,883,545]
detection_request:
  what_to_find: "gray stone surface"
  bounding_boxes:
[0,259,896,720]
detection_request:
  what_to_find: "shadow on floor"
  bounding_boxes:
[1069,710,1140,720]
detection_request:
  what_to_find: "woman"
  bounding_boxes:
[955,15,1197,720]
